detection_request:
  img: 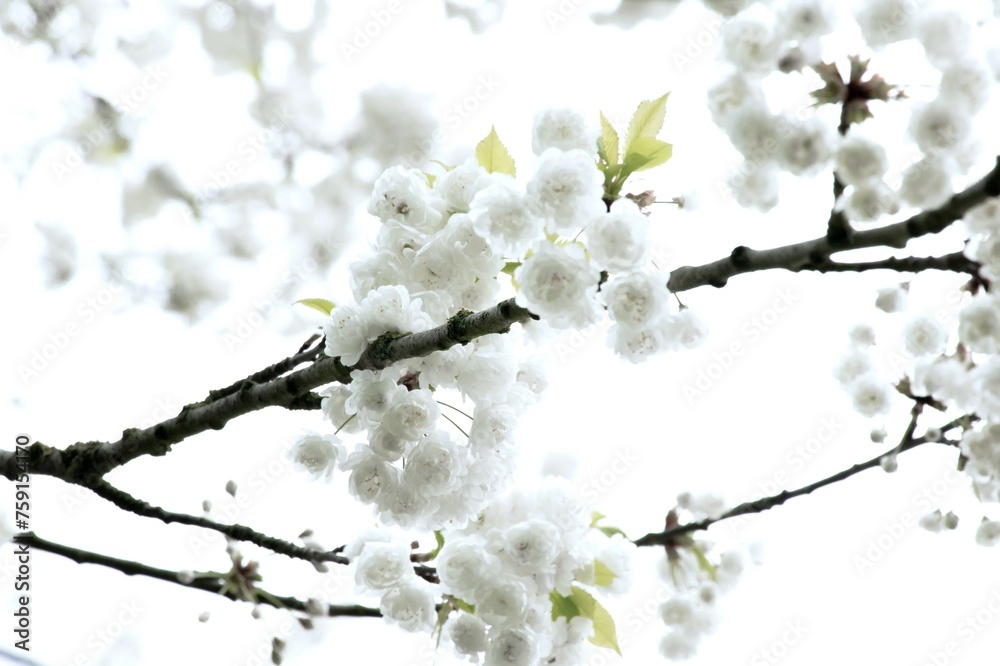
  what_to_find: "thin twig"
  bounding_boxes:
[14,533,380,617]
[633,410,967,547]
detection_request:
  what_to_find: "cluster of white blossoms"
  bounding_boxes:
[342,478,635,665]
[832,324,895,419]
[291,343,546,530]
[656,494,758,661]
[706,0,997,216]
[298,105,717,524]
[821,197,1000,547]
[278,101,730,663]
[439,479,635,664]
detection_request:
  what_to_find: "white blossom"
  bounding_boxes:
[475,576,529,627]
[909,100,972,157]
[902,313,948,356]
[835,134,889,186]
[967,233,1000,281]
[601,271,671,329]
[532,107,599,155]
[959,295,1000,354]
[353,541,414,591]
[972,358,1000,421]
[875,285,908,313]
[777,0,836,40]
[585,198,650,272]
[434,160,494,213]
[849,324,877,347]
[320,384,361,433]
[916,8,972,66]
[848,375,894,417]
[842,181,900,224]
[485,627,538,666]
[470,182,547,258]
[438,537,497,598]
[777,116,834,176]
[404,431,469,497]
[381,389,441,441]
[449,612,489,658]
[975,519,1000,547]
[963,198,1000,235]
[707,72,766,130]
[899,158,954,209]
[855,0,926,49]
[527,148,604,235]
[379,582,437,632]
[721,5,783,74]
[368,166,444,233]
[499,519,562,574]
[728,161,781,213]
[919,509,945,533]
[288,432,344,481]
[940,60,993,113]
[514,242,601,329]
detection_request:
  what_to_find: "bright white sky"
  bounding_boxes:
[4,1,1000,665]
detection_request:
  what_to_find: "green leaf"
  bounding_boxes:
[501,261,521,291]
[621,137,673,175]
[594,560,617,588]
[691,544,717,580]
[476,126,516,176]
[423,172,436,187]
[430,159,456,171]
[597,525,628,539]
[433,601,450,650]
[623,93,669,157]
[294,298,335,316]
[598,112,619,167]
[590,511,606,528]
[425,530,446,560]
[550,590,581,621]
[571,587,622,656]
[501,261,520,277]
[588,602,621,655]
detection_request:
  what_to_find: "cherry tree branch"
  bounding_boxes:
[633,411,971,547]
[202,335,325,406]
[667,156,1000,291]
[87,479,350,564]
[825,100,854,244]
[3,159,997,486]
[85,478,440,582]
[13,533,381,617]
[795,250,982,278]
